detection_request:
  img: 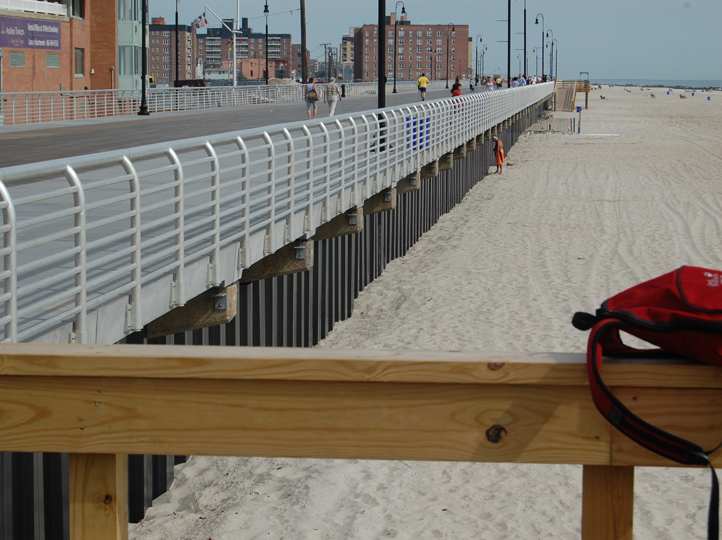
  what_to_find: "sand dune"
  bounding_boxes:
[131,86,722,540]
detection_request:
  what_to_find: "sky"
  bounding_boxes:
[154,0,722,81]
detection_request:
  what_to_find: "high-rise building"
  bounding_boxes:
[290,44,310,80]
[353,12,471,83]
[148,18,198,85]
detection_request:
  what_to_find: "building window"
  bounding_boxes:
[366,30,369,36]
[427,30,432,36]
[398,48,404,53]
[46,53,60,68]
[163,31,170,36]
[9,51,25,67]
[66,0,85,19]
[437,31,442,36]
[399,30,404,37]
[436,48,442,53]
[74,48,84,76]
[399,39,404,45]
[388,30,393,36]
[437,40,442,45]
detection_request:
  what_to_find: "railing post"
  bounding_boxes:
[69,454,128,540]
[582,465,634,540]
[120,156,143,332]
[204,142,221,287]
[0,181,17,342]
[166,148,185,307]
[65,165,87,344]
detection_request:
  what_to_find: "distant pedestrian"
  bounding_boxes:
[469,79,475,92]
[324,77,342,116]
[512,77,519,88]
[519,74,527,86]
[486,76,495,91]
[492,135,504,174]
[417,73,430,101]
[451,83,462,97]
[496,77,502,89]
[306,76,319,119]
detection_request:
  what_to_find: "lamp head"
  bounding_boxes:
[263,3,269,13]
[535,18,539,25]
[401,6,406,13]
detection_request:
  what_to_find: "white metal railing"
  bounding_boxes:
[0,83,553,344]
[0,81,440,126]
[0,0,67,15]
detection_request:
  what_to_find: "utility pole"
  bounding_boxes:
[523,0,527,75]
[378,0,385,108]
[300,0,308,81]
[320,43,330,80]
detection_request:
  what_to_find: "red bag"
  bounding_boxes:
[573,266,722,540]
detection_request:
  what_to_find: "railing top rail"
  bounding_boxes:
[0,83,554,184]
[0,343,718,388]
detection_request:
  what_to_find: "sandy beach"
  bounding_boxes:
[130,86,722,540]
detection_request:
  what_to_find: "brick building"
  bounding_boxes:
[0,0,143,92]
[353,12,471,83]
[290,43,310,80]
[204,18,291,81]
[148,17,198,85]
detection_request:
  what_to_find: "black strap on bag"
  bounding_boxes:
[574,314,721,540]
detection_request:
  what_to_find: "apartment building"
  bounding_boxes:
[353,12,471,83]
[148,17,198,85]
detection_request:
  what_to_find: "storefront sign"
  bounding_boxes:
[0,16,61,50]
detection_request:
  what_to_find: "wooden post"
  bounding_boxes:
[582,465,634,540]
[69,454,128,540]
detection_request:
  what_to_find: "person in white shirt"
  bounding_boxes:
[512,77,519,88]
[518,74,527,86]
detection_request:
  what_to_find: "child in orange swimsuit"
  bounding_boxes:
[492,136,505,174]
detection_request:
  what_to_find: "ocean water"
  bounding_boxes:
[591,78,722,89]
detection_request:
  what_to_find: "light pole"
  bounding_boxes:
[264,1,269,84]
[175,0,180,86]
[546,30,554,81]
[138,0,149,114]
[517,54,521,76]
[474,34,482,84]
[533,46,542,77]
[378,0,385,108]
[523,0,527,76]
[480,45,487,79]
[392,1,405,93]
[445,23,454,89]
[534,13,544,78]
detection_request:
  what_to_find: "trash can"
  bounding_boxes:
[341,84,346,98]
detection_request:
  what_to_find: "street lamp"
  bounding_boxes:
[392,1,405,93]
[474,34,482,84]
[264,1,269,84]
[534,13,544,78]
[480,44,487,80]
[533,46,542,77]
[517,54,521,76]
[138,0,149,114]
[546,30,554,81]
[445,23,454,89]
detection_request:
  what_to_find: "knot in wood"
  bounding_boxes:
[487,362,506,371]
[486,425,508,443]
[103,495,113,505]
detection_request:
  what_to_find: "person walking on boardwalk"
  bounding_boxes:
[324,77,342,116]
[417,73,430,101]
[492,135,505,174]
[305,76,319,120]
[486,76,495,91]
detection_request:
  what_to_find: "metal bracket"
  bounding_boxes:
[171,280,185,307]
[69,331,87,344]
[211,292,227,311]
[125,302,143,333]
[294,245,307,260]
[384,191,393,203]
[348,212,358,226]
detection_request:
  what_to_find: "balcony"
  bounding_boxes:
[0,0,68,16]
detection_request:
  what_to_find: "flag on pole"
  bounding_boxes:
[193,12,208,28]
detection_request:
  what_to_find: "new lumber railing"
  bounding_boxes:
[0,344,719,539]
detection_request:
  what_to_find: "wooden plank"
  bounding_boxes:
[611,388,722,467]
[0,345,720,389]
[0,377,610,464]
[582,465,634,540]
[69,454,128,540]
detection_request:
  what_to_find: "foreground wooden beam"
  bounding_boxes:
[0,345,720,540]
